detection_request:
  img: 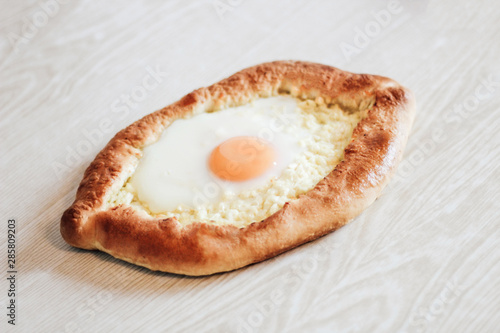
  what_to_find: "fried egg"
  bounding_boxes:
[130,96,309,213]
[109,95,368,227]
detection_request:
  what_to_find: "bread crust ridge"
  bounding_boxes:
[61,61,415,276]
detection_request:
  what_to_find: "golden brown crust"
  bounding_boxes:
[60,61,415,276]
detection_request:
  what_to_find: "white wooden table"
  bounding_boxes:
[1,1,499,332]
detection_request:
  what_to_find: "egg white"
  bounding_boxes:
[130,96,309,213]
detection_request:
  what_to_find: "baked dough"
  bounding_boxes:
[61,61,415,276]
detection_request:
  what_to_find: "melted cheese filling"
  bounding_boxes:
[106,95,370,227]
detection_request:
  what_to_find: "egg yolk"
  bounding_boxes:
[208,136,276,181]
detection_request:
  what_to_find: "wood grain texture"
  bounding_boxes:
[1,0,499,332]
